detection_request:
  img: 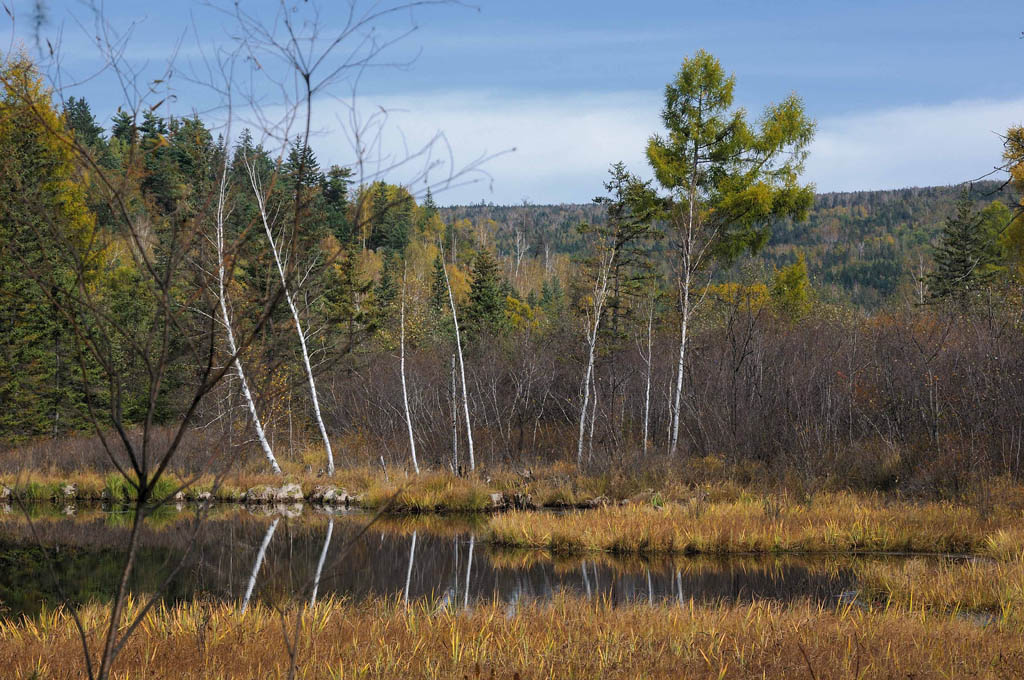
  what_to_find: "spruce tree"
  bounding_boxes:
[464,250,506,337]
[927,190,1000,300]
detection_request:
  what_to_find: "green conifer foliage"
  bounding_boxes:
[927,190,1001,301]
[464,250,507,337]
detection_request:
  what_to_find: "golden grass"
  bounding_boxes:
[855,556,1024,621]
[486,492,1024,557]
[1,595,1023,679]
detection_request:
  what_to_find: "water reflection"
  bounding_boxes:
[0,504,952,620]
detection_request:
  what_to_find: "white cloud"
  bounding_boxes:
[306,90,661,205]
[302,91,1023,205]
[806,98,1023,192]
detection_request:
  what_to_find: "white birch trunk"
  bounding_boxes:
[450,353,459,472]
[463,533,474,609]
[641,301,654,456]
[215,165,281,474]
[399,264,419,473]
[669,270,691,457]
[241,517,279,613]
[441,250,474,471]
[246,161,336,476]
[576,248,614,467]
[309,517,333,606]
[403,530,417,605]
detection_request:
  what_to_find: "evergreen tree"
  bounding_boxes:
[375,250,400,313]
[110,110,136,143]
[464,249,506,337]
[63,96,104,147]
[429,254,449,314]
[927,190,1000,300]
[323,164,354,241]
[0,56,98,438]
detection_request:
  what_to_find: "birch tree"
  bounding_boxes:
[576,163,657,466]
[245,157,337,476]
[440,244,475,471]
[214,129,282,474]
[399,261,419,473]
[645,50,815,457]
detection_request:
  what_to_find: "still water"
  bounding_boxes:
[0,503,955,619]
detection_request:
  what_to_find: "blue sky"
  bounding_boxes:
[9,0,1024,204]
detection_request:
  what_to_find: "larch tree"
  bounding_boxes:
[645,49,815,457]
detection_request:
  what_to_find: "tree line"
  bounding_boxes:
[2,48,1024,496]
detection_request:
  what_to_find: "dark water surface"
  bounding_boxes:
[0,502,951,619]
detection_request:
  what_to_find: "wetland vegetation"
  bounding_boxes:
[2,0,1024,677]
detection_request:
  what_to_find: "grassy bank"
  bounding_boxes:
[2,595,1023,679]
[485,492,1024,558]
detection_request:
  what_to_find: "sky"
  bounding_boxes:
[7,0,1024,205]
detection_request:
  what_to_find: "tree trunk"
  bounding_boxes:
[450,353,459,472]
[441,250,474,471]
[216,152,280,474]
[463,533,474,609]
[669,269,691,457]
[576,248,614,467]
[242,517,279,613]
[246,162,335,475]
[642,301,654,456]
[400,264,419,473]
[403,530,417,605]
[309,517,333,606]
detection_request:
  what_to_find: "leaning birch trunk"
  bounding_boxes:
[241,517,279,613]
[400,263,419,473]
[576,247,614,467]
[441,247,474,471]
[245,160,335,476]
[215,154,281,474]
[309,517,334,606]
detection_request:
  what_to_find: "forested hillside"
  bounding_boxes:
[443,181,1019,308]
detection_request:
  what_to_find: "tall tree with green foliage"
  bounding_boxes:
[0,56,99,439]
[464,249,507,338]
[926,190,1004,301]
[645,49,815,456]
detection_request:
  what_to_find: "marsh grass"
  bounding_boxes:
[855,556,1024,623]
[2,595,1024,678]
[486,492,1024,557]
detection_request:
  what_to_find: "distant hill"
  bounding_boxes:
[441,181,1019,308]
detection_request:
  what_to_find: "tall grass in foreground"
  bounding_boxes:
[1,595,1023,678]
[486,493,1024,557]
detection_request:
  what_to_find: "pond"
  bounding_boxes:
[0,502,970,620]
